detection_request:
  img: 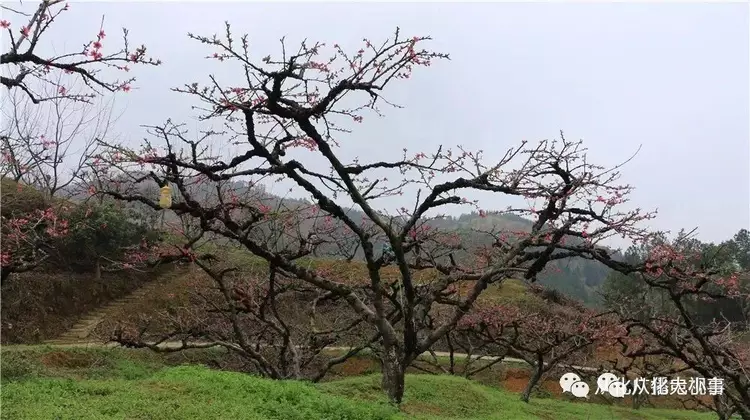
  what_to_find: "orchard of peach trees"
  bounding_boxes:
[1,2,748,418]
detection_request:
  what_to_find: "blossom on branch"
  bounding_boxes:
[1,0,160,103]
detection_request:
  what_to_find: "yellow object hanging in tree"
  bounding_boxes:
[159,185,172,209]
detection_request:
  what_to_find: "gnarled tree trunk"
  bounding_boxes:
[521,355,544,403]
[381,345,406,404]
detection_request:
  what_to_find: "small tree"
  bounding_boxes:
[438,302,521,378]
[458,290,606,402]
[1,75,116,199]
[56,202,152,278]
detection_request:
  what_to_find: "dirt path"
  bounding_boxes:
[33,339,598,373]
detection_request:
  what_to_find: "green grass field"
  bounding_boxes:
[1,346,720,420]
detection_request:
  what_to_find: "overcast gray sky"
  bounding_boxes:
[3,1,749,248]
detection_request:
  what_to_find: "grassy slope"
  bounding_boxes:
[1,346,717,420]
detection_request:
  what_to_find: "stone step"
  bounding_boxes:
[81,310,109,320]
[65,330,94,336]
[70,323,101,329]
[59,331,94,336]
[61,330,93,337]
[78,315,105,321]
[65,326,95,334]
[68,321,102,329]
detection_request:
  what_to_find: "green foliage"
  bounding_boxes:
[1,346,169,382]
[55,202,152,270]
[1,347,718,420]
[730,229,750,270]
[601,246,652,311]
[0,350,41,381]
[601,229,750,326]
[537,262,592,304]
[1,179,158,276]
[2,364,396,420]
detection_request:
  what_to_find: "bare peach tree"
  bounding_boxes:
[95,24,654,403]
[1,74,117,198]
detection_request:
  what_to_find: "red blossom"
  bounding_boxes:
[0,20,10,29]
[92,51,103,60]
[285,137,317,151]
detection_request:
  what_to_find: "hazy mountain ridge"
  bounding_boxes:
[82,177,618,305]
